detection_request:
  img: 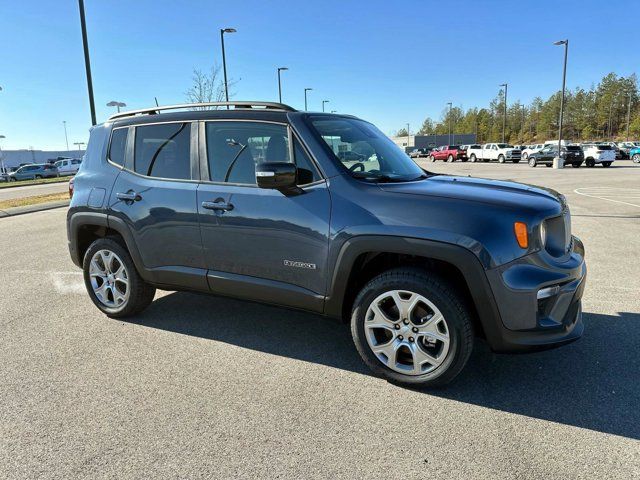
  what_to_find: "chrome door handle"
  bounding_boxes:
[201,201,234,211]
[116,191,141,202]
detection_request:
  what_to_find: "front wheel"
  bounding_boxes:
[447,154,454,162]
[585,158,595,168]
[351,268,474,387]
[498,155,505,163]
[571,162,582,168]
[633,154,640,164]
[523,152,529,159]
[528,157,537,167]
[83,237,156,318]
[469,154,476,162]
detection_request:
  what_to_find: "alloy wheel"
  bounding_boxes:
[89,249,130,308]
[364,290,450,376]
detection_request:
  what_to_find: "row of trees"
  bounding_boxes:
[397,73,640,144]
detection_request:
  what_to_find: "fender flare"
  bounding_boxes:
[323,235,504,347]
[67,211,151,282]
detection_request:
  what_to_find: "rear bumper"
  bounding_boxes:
[481,236,587,353]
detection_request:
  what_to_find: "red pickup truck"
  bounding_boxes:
[429,145,467,162]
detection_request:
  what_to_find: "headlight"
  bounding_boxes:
[539,221,547,247]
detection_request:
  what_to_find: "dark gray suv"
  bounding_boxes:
[67,101,586,387]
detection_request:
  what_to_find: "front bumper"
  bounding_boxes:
[482,236,586,353]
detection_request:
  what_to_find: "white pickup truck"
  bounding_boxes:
[467,143,522,163]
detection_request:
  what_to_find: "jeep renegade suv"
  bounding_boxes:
[67,101,586,387]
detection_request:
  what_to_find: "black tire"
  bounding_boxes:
[545,163,552,167]
[351,268,474,388]
[469,154,477,162]
[35,175,42,179]
[447,154,454,163]
[429,155,435,162]
[585,158,595,168]
[528,157,537,167]
[498,155,505,163]
[83,237,156,318]
[633,154,640,164]
[571,162,582,168]
[512,159,520,164]
[523,152,529,160]
[602,161,612,168]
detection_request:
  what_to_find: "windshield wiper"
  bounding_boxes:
[350,171,396,182]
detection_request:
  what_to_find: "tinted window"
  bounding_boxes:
[566,146,581,151]
[449,145,460,150]
[294,138,321,184]
[597,145,613,150]
[205,122,291,185]
[109,128,128,166]
[134,123,191,179]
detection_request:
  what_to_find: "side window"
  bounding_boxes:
[293,138,322,185]
[134,123,191,180]
[205,121,291,185]
[108,128,128,166]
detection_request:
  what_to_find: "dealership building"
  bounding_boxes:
[0,149,85,172]
[392,134,477,152]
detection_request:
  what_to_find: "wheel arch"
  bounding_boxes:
[324,236,503,343]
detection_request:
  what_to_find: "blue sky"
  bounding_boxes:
[0,0,638,150]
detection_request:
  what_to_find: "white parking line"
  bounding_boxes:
[574,188,640,208]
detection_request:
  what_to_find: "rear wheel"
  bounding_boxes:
[469,154,477,162]
[571,162,582,168]
[429,155,435,162]
[545,163,552,167]
[523,152,529,159]
[528,157,537,167]
[633,153,640,164]
[83,237,156,318]
[498,155,505,163]
[602,162,612,168]
[585,158,595,168]
[447,154,454,162]
[351,268,474,387]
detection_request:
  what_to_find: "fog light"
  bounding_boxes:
[537,285,560,300]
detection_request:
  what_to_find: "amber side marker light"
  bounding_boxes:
[514,222,529,248]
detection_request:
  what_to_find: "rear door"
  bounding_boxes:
[196,120,330,311]
[108,121,206,289]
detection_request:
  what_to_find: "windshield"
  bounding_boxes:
[309,116,426,181]
[496,144,513,148]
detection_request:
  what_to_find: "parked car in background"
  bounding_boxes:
[7,163,60,181]
[337,150,367,162]
[468,143,521,163]
[409,148,430,158]
[617,142,636,155]
[528,144,584,168]
[429,145,468,162]
[522,144,544,159]
[600,142,627,160]
[630,146,640,164]
[55,158,82,176]
[581,144,615,167]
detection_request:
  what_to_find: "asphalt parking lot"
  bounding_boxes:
[1,161,639,479]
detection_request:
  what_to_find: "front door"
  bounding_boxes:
[197,120,331,312]
[108,122,206,290]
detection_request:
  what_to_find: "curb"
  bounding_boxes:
[0,178,71,190]
[0,200,70,218]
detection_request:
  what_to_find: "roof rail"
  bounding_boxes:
[108,101,296,120]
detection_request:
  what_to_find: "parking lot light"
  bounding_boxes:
[304,88,312,111]
[553,39,568,169]
[277,67,288,103]
[107,101,126,113]
[220,28,237,108]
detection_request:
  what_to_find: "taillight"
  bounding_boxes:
[68,177,75,198]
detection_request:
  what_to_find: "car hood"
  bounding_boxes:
[378,174,564,215]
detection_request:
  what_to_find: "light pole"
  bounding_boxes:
[107,101,126,113]
[304,88,312,111]
[63,121,69,150]
[406,123,410,149]
[521,105,526,143]
[626,91,633,141]
[78,0,96,125]
[277,67,288,103]
[73,142,86,151]
[322,100,329,112]
[220,27,236,107]
[499,83,508,143]
[554,39,568,168]
[447,102,452,145]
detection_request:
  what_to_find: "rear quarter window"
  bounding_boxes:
[108,128,128,166]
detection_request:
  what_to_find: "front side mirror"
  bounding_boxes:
[256,162,297,190]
